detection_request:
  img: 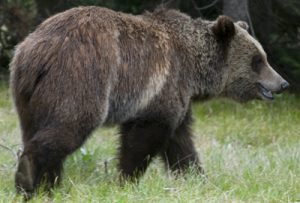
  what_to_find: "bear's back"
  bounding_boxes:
[10,6,174,124]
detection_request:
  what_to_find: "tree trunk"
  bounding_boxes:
[223,0,248,22]
[223,0,256,36]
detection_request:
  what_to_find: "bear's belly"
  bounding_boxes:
[104,97,147,124]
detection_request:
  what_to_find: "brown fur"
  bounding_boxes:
[10,6,288,197]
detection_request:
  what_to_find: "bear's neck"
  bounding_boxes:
[145,10,229,100]
[168,21,229,100]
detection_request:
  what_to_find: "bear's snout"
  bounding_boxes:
[257,65,289,100]
[257,69,290,100]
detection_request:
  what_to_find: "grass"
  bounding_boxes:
[0,80,299,202]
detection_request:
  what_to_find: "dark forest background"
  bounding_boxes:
[0,0,299,91]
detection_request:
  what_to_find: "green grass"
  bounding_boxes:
[0,82,299,202]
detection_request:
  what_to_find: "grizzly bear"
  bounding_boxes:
[10,6,289,196]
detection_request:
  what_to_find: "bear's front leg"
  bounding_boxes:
[160,112,205,175]
[118,118,172,182]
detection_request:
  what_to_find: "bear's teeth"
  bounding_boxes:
[262,89,273,100]
[257,83,274,100]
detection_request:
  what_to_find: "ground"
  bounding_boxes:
[0,80,299,202]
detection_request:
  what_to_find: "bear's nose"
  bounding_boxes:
[281,81,289,90]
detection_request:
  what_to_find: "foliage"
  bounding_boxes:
[0,0,36,72]
[0,84,299,202]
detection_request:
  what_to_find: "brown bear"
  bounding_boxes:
[10,6,289,197]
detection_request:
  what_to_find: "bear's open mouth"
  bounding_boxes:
[257,83,274,100]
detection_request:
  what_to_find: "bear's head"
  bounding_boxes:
[212,16,289,102]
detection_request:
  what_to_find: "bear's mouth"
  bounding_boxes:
[257,83,274,100]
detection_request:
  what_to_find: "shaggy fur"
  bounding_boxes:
[10,6,288,197]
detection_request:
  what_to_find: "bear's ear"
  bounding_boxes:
[212,15,235,42]
[236,21,249,31]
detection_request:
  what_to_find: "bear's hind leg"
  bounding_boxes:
[15,126,93,197]
[160,117,204,175]
[118,119,171,182]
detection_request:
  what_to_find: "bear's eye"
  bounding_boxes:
[251,55,263,73]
